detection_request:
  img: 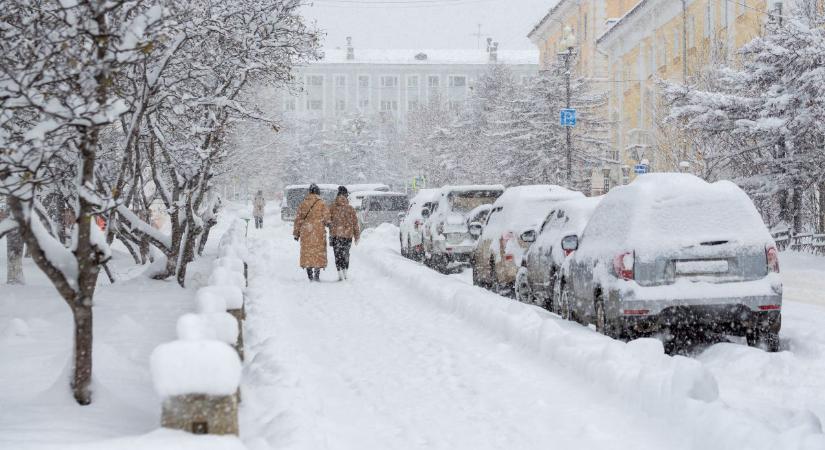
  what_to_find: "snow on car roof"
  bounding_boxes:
[347,183,390,193]
[355,190,407,197]
[493,185,584,206]
[579,173,773,257]
[285,184,340,190]
[411,188,440,203]
[440,184,506,194]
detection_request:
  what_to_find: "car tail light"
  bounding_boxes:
[758,304,781,311]
[504,254,514,262]
[622,309,649,315]
[766,245,780,273]
[613,251,634,280]
[564,249,574,257]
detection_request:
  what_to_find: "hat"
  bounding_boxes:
[337,185,349,197]
[309,183,320,195]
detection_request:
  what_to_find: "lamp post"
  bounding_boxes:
[559,26,577,186]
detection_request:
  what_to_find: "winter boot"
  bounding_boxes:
[313,268,321,282]
[338,270,344,281]
[343,269,348,280]
[306,268,314,282]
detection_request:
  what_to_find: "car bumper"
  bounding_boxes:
[608,283,782,333]
[433,240,476,259]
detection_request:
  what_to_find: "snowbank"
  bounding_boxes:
[60,428,247,450]
[150,340,241,397]
[358,223,825,450]
[214,256,244,275]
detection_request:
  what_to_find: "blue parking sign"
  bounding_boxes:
[560,108,577,127]
[634,164,649,174]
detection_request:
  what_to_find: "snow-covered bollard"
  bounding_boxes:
[215,256,247,288]
[151,340,242,436]
[197,285,245,359]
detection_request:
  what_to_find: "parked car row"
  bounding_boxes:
[399,174,783,352]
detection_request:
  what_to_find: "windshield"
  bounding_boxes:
[447,190,502,213]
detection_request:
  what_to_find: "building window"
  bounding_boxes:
[336,99,346,111]
[449,75,467,88]
[359,99,369,109]
[584,13,588,39]
[307,75,323,86]
[307,99,322,110]
[407,76,419,88]
[380,100,398,111]
[688,15,696,49]
[284,98,296,111]
[358,76,369,88]
[428,75,440,88]
[408,100,419,110]
[335,75,346,87]
[381,76,398,88]
[704,1,713,37]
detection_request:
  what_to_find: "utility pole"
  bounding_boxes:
[471,24,483,49]
[682,0,688,83]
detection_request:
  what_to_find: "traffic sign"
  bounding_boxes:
[634,164,649,174]
[560,108,577,127]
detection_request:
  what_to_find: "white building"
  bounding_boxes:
[278,38,539,129]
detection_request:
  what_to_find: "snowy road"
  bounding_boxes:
[240,220,687,450]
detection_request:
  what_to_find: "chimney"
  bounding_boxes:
[346,36,355,61]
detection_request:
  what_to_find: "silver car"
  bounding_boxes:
[559,174,782,351]
[356,191,410,230]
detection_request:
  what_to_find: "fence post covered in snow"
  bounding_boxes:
[212,219,249,360]
[151,340,242,435]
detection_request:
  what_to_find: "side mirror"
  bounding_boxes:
[520,229,537,243]
[561,234,579,252]
[421,208,431,219]
[397,212,406,221]
[468,222,483,237]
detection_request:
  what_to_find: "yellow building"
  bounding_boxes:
[529,0,783,191]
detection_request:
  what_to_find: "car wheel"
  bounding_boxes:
[595,294,623,339]
[515,270,532,304]
[558,280,572,320]
[746,328,781,352]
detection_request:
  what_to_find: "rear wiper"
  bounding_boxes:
[699,240,729,246]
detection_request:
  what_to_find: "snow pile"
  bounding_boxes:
[150,340,241,397]
[176,313,238,345]
[214,256,244,275]
[217,219,249,260]
[197,285,244,311]
[59,428,247,450]
[208,266,245,289]
[358,224,825,450]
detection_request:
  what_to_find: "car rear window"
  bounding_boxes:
[368,196,409,211]
[448,190,502,213]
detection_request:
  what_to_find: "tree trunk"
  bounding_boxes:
[72,303,93,405]
[6,230,25,285]
[197,219,216,256]
[792,186,803,234]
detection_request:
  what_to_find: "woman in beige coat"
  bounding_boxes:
[293,184,330,282]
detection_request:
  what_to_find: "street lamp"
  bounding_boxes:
[558,26,577,186]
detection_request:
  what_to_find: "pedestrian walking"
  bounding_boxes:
[293,184,330,282]
[253,190,266,229]
[328,186,360,281]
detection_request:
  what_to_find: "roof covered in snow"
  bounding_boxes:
[316,49,538,66]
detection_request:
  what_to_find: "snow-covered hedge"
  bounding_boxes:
[359,224,825,450]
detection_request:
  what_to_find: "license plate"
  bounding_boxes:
[675,260,729,275]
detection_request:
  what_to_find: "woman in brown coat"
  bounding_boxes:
[328,186,361,281]
[293,184,330,282]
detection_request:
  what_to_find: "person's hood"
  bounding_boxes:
[334,195,349,206]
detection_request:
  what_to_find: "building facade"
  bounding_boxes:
[529,0,785,192]
[277,39,538,130]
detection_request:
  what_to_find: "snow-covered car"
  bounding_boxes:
[558,174,782,351]
[281,184,338,222]
[422,185,504,272]
[515,196,602,308]
[348,184,390,210]
[356,191,409,230]
[400,189,439,261]
[472,185,584,294]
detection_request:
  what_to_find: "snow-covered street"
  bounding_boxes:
[239,213,825,450]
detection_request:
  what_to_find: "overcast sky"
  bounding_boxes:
[302,0,557,52]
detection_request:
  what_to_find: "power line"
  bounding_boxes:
[311,0,496,8]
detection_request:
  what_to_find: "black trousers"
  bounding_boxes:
[330,237,353,270]
[254,216,263,228]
